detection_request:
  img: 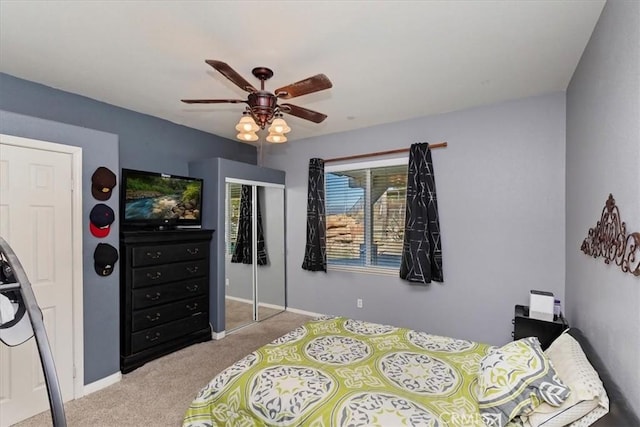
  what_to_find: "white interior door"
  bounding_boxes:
[0,142,75,426]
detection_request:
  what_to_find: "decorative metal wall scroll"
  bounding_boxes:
[581,194,640,277]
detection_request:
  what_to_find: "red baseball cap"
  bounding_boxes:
[89,204,115,238]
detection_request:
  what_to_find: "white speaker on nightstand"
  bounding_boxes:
[529,290,555,322]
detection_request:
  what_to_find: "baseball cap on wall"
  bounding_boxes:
[89,204,115,238]
[93,243,118,277]
[91,167,117,201]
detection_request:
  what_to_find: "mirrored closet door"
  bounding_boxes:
[256,186,285,321]
[225,179,285,331]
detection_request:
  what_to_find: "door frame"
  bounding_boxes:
[0,133,84,399]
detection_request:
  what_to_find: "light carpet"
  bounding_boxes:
[14,311,311,427]
[225,297,282,331]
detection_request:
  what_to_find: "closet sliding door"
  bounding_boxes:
[225,182,254,331]
[256,186,285,321]
[225,179,285,331]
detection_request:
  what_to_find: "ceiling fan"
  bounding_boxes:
[182,60,332,142]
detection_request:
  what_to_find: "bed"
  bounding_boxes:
[183,316,638,427]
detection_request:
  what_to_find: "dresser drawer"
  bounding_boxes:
[121,229,214,373]
[132,278,207,309]
[131,313,209,353]
[132,296,208,332]
[132,241,208,267]
[132,259,207,288]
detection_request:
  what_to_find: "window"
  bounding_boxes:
[325,158,408,272]
[226,183,242,254]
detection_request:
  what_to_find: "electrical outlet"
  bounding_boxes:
[225,278,229,286]
[356,298,363,309]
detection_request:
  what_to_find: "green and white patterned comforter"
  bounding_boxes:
[183,316,494,427]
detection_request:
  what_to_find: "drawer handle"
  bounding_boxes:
[146,313,161,322]
[186,303,199,311]
[186,248,199,255]
[186,266,199,274]
[186,284,199,292]
[512,319,515,325]
[146,332,161,342]
[146,292,161,301]
[146,272,162,280]
[146,251,162,259]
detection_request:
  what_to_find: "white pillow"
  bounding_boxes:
[524,331,609,427]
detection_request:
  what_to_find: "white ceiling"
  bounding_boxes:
[0,1,605,143]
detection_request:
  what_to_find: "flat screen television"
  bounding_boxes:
[120,168,203,230]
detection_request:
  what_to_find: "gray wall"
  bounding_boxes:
[225,262,253,299]
[188,158,285,332]
[264,92,566,346]
[0,73,256,173]
[0,74,257,384]
[566,0,640,416]
[0,110,120,384]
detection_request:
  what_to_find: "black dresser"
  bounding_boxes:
[512,304,568,350]
[120,229,214,373]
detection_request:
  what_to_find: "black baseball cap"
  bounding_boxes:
[89,204,115,238]
[93,243,118,276]
[91,167,117,201]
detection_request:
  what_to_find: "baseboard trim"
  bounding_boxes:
[225,295,252,304]
[83,371,121,396]
[258,302,285,311]
[226,296,285,312]
[285,307,326,318]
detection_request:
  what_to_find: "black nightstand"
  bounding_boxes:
[512,304,568,350]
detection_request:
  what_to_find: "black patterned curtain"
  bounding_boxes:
[302,158,327,272]
[232,185,267,265]
[400,143,443,284]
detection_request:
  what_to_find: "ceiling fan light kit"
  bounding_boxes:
[235,114,259,133]
[269,117,291,134]
[266,133,287,144]
[237,131,259,142]
[182,60,332,143]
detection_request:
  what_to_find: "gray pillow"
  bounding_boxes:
[477,337,571,426]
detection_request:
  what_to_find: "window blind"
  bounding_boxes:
[226,183,242,254]
[325,163,407,271]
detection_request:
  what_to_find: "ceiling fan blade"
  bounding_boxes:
[275,74,332,99]
[181,99,246,104]
[280,103,328,123]
[205,60,257,93]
